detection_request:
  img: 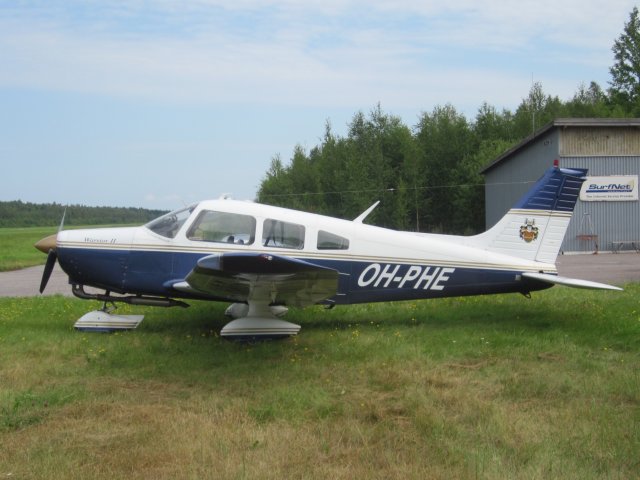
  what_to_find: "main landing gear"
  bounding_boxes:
[222,302,297,340]
[70,285,299,339]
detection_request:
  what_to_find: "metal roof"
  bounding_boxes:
[480,118,640,174]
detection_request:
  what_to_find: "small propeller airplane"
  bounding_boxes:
[35,162,620,337]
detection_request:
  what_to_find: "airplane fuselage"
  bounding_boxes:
[55,199,554,305]
[38,166,621,336]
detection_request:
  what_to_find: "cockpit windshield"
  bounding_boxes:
[145,204,197,238]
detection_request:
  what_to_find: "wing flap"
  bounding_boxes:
[522,272,622,291]
[184,253,339,307]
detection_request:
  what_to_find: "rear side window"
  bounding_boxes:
[187,210,256,245]
[317,230,349,250]
[263,219,305,249]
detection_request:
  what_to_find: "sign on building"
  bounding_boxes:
[580,175,638,201]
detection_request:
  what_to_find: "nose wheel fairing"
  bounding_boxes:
[73,299,145,333]
[74,310,145,332]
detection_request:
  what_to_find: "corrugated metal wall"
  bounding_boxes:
[484,125,640,254]
[561,156,640,253]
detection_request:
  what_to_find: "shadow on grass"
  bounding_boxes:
[289,296,558,332]
[115,285,635,342]
[4,284,637,354]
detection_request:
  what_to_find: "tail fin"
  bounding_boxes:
[472,165,588,263]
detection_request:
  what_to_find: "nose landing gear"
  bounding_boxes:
[73,288,145,333]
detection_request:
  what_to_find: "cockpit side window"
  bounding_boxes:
[317,230,349,250]
[262,219,305,249]
[145,205,195,239]
[187,210,256,245]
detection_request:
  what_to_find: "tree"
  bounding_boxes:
[565,82,612,117]
[513,82,563,137]
[256,154,294,208]
[609,6,640,113]
[256,69,630,236]
[474,102,515,143]
[342,107,412,227]
[415,104,477,233]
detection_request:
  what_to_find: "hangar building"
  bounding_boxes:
[481,118,640,254]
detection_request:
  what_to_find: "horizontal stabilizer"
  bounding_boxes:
[522,272,622,291]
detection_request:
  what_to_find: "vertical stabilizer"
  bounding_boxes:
[472,166,587,263]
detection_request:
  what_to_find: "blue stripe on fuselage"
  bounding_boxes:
[57,247,549,303]
[312,258,545,304]
[57,247,130,293]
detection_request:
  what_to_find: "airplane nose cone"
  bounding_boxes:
[35,234,58,253]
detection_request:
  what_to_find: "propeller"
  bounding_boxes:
[39,249,57,293]
[35,208,66,294]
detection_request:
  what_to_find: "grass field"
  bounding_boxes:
[0,225,140,272]
[0,226,58,271]
[1,286,639,479]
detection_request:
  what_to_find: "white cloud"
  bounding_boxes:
[2,0,637,207]
[0,0,636,112]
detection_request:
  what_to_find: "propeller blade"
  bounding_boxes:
[39,250,57,294]
[36,209,65,293]
[58,207,67,233]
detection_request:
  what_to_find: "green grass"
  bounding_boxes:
[1,286,639,479]
[0,225,140,272]
[0,226,58,271]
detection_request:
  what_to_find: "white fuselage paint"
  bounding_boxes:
[55,198,558,295]
[58,200,556,274]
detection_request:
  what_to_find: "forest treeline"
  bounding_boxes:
[0,200,167,228]
[257,7,640,235]
[257,85,616,234]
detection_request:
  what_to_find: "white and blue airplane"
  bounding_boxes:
[35,163,620,337]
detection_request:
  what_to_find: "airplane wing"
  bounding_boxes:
[178,252,340,307]
[522,272,622,291]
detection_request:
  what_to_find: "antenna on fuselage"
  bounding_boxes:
[353,201,380,223]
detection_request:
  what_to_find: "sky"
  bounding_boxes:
[0,0,637,210]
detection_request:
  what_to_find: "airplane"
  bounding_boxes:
[35,162,621,337]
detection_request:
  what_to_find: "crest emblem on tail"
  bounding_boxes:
[519,219,539,243]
